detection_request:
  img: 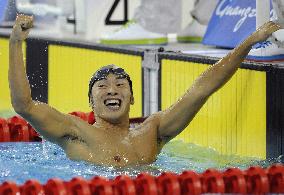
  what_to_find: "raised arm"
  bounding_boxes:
[9,15,79,143]
[156,21,281,144]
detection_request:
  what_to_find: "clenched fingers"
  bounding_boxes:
[15,14,33,31]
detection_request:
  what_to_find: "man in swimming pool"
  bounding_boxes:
[9,14,281,167]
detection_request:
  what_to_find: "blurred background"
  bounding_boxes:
[0,0,196,41]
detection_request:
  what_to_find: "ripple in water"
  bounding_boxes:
[0,140,281,184]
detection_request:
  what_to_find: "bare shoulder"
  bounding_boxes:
[57,114,95,148]
[131,112,162,136]
[137,112,161,129]
[66,114,95,134]
[130,112,165,153]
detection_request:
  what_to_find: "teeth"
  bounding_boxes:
[105,99,121,108]
[106,99,119,105]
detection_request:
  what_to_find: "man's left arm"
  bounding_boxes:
[155,21,281,144]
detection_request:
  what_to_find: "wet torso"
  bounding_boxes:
[58,115,160,167]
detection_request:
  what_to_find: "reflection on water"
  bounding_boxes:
[0,140,281,184]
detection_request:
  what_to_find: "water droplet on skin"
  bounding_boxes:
[87,153,94,161]
[123,157,129,163]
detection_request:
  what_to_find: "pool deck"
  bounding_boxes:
[1,27,284,66]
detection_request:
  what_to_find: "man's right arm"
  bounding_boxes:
[9,15,79,143]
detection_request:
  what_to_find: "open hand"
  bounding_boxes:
[251,21,281,44]
[10,14,33,41]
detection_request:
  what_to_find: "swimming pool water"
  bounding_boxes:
[0,140,281,184]
[0,111,282,184]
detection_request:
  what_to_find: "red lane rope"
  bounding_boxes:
[0,112,147,142]
[0,164,283,194]
[0,115,42,142]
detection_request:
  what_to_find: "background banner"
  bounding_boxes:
[0,0,8,23]
[203,0,274,48]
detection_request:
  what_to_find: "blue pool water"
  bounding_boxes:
[0,140,281,184]
[0,111,282,184]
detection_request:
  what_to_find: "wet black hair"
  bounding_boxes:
[88,65,133,104]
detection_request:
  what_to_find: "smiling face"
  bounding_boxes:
[91,74,134,123]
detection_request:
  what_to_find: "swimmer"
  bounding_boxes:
[9,14,281,167]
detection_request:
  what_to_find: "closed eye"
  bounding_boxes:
[98,84,107,88]
[116,83,124,87]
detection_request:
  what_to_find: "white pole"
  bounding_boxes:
[256,0,270,28]
[75,0,86,34]
[149,69,159,114]
[143,69,150,116]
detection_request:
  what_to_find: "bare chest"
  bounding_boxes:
[63,120,159,166]
[90,129,157,166]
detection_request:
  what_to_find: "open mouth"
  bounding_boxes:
[104,99,121,110]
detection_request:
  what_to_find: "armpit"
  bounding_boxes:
[61,134,86,143]
[157,137,166,153]
[157,134,170,144]
[157,134,172,145]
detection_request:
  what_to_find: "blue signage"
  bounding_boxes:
[203,0,274,48]
[0,0,8,23]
